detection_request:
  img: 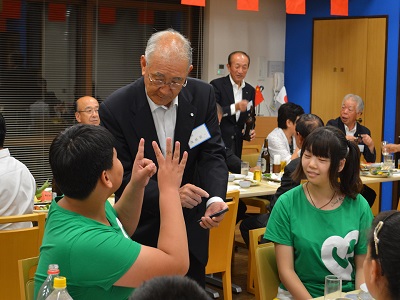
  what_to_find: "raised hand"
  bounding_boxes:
[152,138,188,191]
[131,138,157,188]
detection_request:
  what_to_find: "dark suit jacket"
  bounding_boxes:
[225,147,241,174]
[327,117,376,163]
[99,77,228,265]
[210,75,255,157]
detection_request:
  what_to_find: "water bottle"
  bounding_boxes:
[45,276,73,300]
[37,264,60,300]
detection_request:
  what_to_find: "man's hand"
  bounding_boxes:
[131,138,157,188]
[199,202,229,229]
[179,184,209,208]
[250,129,256,141]
[235,100,249,112]
[385,143,400,153]
[359,134,375,152]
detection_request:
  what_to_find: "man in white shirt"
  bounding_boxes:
[210,51,256,158]
[0,113,35,229]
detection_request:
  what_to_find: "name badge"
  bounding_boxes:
[189,124,211,149]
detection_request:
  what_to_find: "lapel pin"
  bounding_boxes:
[190,113,194,117]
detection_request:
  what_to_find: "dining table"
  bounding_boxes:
[227,171,400,199]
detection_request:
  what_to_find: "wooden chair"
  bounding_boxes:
[205,190,240,300]
[241,197,270,214]
[247,227,266,295]
[18,256,39,300]
[255,242,280,300]
[0,213,46,300]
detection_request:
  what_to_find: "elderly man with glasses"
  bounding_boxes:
[99,29,228,287]
[74,96,100,125]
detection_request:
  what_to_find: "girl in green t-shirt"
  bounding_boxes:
[265,126,373,299]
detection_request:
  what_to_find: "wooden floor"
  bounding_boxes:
[205,224,256,300]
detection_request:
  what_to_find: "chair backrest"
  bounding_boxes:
[247,227,266,295]
[0,213,46,300]
[255,242,280,300]
[205,190,240,274]
[18,256,39,300]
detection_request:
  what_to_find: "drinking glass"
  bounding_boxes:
[241,161,249,176]
[383,153,395,170]
[324,275,342,300]
[382,141,389,155]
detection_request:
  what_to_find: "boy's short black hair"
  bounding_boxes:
[49,124,115,199]
[131,276,210,300]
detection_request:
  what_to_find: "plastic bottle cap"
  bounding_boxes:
[48,264,60,275]
[53,276,67,289]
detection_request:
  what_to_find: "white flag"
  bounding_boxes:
[275,86,288,104]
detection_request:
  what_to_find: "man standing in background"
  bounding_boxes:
[210,51,256,158]
[211,51,256,222]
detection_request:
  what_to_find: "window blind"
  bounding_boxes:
[0,0,203,189]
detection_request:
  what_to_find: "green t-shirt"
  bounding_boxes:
[265,185,373,298]
[34,200,141,300]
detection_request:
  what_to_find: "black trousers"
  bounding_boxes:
[186,252,206,288]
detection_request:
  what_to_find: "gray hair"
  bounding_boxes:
[145,29,193,70]
[342,94,364,113]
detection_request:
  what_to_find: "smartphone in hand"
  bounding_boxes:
[197,207,229,223]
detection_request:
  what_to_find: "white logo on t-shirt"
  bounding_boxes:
[321,230,359,280]
[116,217,130,239]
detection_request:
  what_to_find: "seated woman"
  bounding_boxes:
[364,210,400,300]
[266,102,304,165]
[265,126,373,299]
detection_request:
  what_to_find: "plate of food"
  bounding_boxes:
[364,166,392,178]
[233,179,260,187]
[360,162,383,171]
[262,173,281,182]
[33,203,51,212]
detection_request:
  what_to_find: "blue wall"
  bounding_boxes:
[285,0,400,211]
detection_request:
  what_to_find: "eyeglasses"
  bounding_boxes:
[373,212,400,256]
[78,108,99,115]
[373,221,384,256]
[148,74,187,90]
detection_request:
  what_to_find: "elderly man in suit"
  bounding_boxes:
[99,29,228,287]
[210,51,256,222]
[210,51,256,159]
[327,94,376,163]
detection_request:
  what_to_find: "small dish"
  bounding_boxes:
[231,173,246,180]
[239,180,251,188]
[228,174,235,182]
[233,179,259,187]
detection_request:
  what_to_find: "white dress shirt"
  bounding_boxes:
[147,95,223,207]
[0,148,35,230]
[228,75,245,120]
